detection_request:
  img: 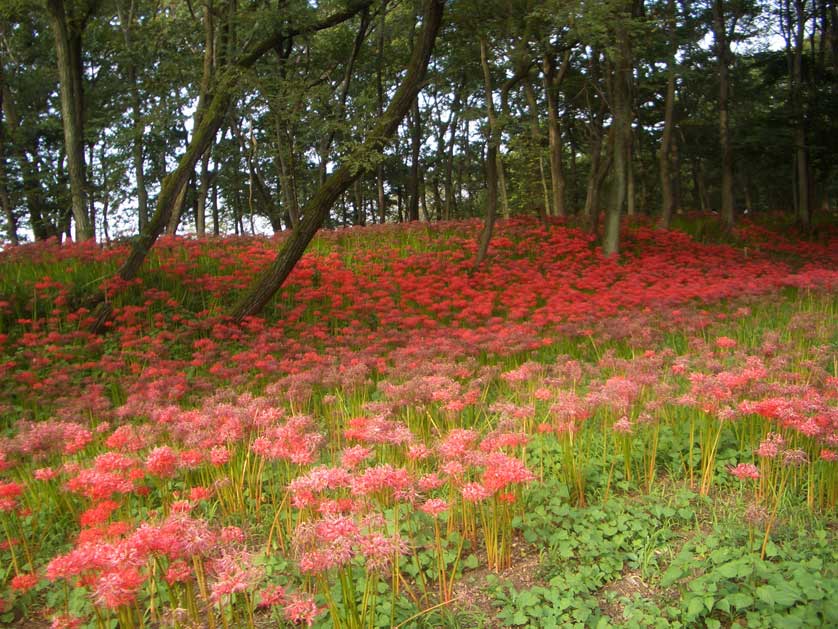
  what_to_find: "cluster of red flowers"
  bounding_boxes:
[0,216,835,622]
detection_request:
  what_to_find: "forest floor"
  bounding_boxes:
[0,213,836,628]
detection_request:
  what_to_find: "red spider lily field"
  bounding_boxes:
[0,216,837,629]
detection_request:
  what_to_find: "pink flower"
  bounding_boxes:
[209,446,230,466]
[612,416,634,435]
[94,568,145,609]
[340,445,373,469]
[756,432,785,458]
[10,573,38,591]
[420,498,449,517]
[258,584,287,608]
[728,463,760,480]
[164,560,192,585]
[284,592,323,627]
[461,482,492,503]
[51,615,83,629]
[34,467,59,481]
[715,336,737,349]
[188,486,212,502]
[145,446,179,478]
[220,526,245,545]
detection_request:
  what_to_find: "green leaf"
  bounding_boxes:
[686,596,705,619]
[717,561,740,578]
[757,584,777,605]
[763,541,780,558]
[729,592,754,610]
[511,610,529,625]
[661,565,684,587]
[517,590,539,608]
[463,553,479,569]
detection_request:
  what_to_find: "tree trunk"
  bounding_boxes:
[376,1,388,224]
[408,98,422,221]
[658,0,677,230]
[523,79,551,218]
[1,81,53,239]
[788,0,810,230]
[0,98,18,244]
[275,117,300,229]
[712,0,735,230]
[46,0,95,240]
[671,134,682,215]
[230,0,444,321]
[353,179,366,225]
[117,0,149,233]
[212,175,219,235]
[99,1,375,293]
[603,25,632,254]
[543,51,570,217]
[692,158,710,212]
[476,36,500,268]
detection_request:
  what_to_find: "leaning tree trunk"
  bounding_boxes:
[88,0,376,333]
[230,0,444,321]
[46,0,94,240]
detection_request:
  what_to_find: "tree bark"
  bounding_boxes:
[46,0,97,240]
[604,7,634,257]
[407,97,422,221]
[543,50,570,217]
[230,0,444,321]
[523,78,551,218]
[0,93,18,244]
[786,0,811,230]
[476,36,500,268]
[658,0,677,229]
[712,0,735,230]
[376,1,389,223]
[117,0,149,233]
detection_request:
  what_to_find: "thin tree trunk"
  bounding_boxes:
[376,1,388,224]
[212,174,219,235]
[543,50,570,217]
[0,100,18,244]
[408,98,422,221]
[230,0,444,321]
[658,29,677,228]
[523,79,551,218]
[671,134,682,215]
[788,0,810,230]
[693,158,710,212]
[712,0,735,229]
[1,81,52,239]
[476,36,499,267]
[117,0,148,233]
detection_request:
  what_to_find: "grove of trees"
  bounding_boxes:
[1,0,836,288]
